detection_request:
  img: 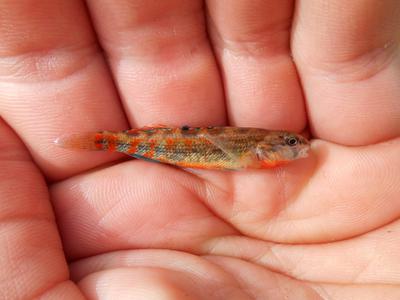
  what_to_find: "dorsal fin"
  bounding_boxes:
[141,124,168,130]
[124,124,168,135]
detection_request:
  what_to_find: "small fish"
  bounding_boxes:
[55,125,310,170]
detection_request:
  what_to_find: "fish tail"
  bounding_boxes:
[54,131,120,152]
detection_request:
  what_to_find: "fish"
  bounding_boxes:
[54,125,310,170]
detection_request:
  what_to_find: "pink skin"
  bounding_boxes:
[1,1,400,299]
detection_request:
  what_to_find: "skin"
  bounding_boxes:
[0,0,399,299]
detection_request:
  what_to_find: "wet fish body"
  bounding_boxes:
[55,126,310,170]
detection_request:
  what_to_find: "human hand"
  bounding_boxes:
[1,1,399,299]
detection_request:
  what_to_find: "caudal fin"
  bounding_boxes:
[54,132,101,150]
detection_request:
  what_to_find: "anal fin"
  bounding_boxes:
[127,153,161,164]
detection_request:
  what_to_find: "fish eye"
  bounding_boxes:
[286,136,298,146]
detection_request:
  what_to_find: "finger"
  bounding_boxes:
[71,250,249,299]
[86,0,226,126]
[0,119,84,299]
[205,219,400,285]
[0,0,128,180]
[74,251,400,300]
[50,161,236,259]
[206,256,400,300]
[206,0,306,131]
[79,268,241,300]
[71,249,315,299]
[72,249,392,300]
[292,0,400,145]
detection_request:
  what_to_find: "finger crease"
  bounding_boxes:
[295,40,400,83]
[0,42,102,83]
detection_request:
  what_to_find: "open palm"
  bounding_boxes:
[1,1,399,299]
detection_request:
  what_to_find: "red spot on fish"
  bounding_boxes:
[260,160,289,168]
[166,138,174,150]
[107,134,117,152]
[144,140,156,158]
[184,139,193,150]
[128,139,140,154]
[94,133,103,150]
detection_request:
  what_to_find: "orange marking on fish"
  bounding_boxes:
[260,160,289,168]
[94,133,103,150]
[128,139,140,154]
[165,138,174,151]
[142,124,167,130]
[144,140,156,158]
[107,134,117,152]
[184,139,193,149]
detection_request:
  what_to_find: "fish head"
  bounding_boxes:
[255,131,310,165]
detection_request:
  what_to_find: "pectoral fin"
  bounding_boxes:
[200,133,254,169]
